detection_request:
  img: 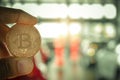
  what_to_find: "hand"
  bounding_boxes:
[0,6,38,80]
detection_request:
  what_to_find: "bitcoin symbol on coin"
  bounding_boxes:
[6,24,41,57]
[17,33,31,49]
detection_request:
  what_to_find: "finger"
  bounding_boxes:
[0,22,10,42]
[0,23,11,58]
[0,42,10,58]
[0,57,34,80]
[0,6,38,25]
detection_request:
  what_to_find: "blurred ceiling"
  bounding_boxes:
[0,0,116,5]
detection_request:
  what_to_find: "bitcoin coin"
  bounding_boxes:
[6,24,41,57]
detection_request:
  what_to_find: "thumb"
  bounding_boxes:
[0,57,34,80]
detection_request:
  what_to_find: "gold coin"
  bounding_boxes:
[6,24,41,57]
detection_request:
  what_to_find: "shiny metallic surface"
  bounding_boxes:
[6,24,41,57]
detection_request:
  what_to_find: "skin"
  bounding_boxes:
[0,6,38,79]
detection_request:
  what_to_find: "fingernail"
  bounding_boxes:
[17,59,33,75]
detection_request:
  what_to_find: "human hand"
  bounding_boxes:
[0,6,38,80]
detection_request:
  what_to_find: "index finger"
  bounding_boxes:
[0,6,38,25]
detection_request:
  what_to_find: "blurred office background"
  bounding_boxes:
[1,0,120,80]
